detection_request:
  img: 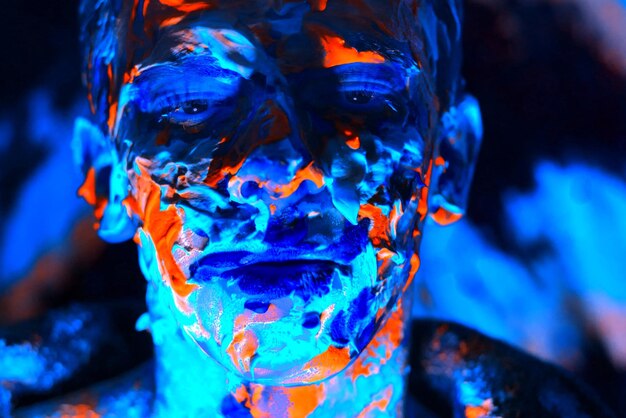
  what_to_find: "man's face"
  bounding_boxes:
[113,3,437,385]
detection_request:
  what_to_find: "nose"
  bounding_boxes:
[224,93,366,234]
[226,131,338,249]
[227,137,325,204]
[226,94,325,202]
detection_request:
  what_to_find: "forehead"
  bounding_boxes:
[82,0,430,130]
[126,0,420,71]
[138,0,409,34]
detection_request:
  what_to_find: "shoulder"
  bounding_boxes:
[407,320,616,418]
[12,363,154,418]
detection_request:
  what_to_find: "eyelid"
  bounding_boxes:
[127,60,243,113]
[126,80,239,114]
[289,63,407,100]
[337,79,394,94]
[332,63,406,91]
[150,92,219,114]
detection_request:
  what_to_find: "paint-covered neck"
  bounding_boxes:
[223,301,411,417]
[143,274,411,417]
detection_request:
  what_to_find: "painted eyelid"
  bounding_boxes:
[150,92,220,114]
[332,63,406,88]
[130,70,242,113]
[336,80,395,94]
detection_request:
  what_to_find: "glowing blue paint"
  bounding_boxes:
[0,340,46,384]
[505,162,626,303]
[416,160,626,368]
[0,118,13,153]
[0,90,90,289]
[35,0,477,415]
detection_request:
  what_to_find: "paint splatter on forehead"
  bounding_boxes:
[80,0,463,130]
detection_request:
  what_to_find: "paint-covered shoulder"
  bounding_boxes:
[407,320,617,418]
[12,362,154,418]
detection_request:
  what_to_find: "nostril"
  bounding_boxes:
[302,312,321,329]
[241,180,261,198]
[244,300,270,313]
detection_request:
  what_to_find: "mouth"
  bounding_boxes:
[191,257,350,299]
[187,219,370,297]
[231,259,350,299]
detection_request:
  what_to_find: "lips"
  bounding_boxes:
[231,260,350,299]
[190,255,350,298]
[187,218,370,297]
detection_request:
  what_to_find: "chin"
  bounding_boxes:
[173,243,406,385]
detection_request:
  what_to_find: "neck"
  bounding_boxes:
[144,279,411,417]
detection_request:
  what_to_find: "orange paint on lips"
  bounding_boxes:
[233,384,266,416]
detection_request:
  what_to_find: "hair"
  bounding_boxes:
[79,0,464,132]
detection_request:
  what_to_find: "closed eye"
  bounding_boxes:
[337,79,397,110]
[291,63,407,117]
[157,96,216,129]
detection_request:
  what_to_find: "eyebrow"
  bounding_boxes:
[134,53,243,83]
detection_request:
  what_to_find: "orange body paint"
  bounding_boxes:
[125,162,196,297]
[317,30,385,68]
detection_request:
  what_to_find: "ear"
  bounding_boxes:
[429,95,483,225]
[72,117,137,242]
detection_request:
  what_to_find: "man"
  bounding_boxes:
[14,0,614,416]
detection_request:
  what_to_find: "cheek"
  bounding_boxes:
[352,133,428,311]
[355,133,427,248]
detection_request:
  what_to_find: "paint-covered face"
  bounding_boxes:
[78,1,479,386]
